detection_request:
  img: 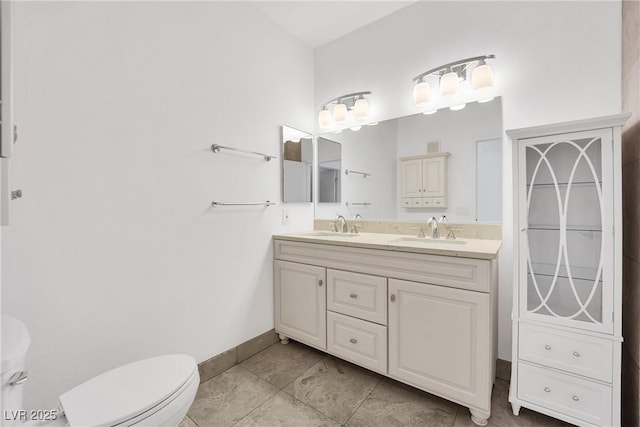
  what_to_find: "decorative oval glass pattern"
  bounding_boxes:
[524,137,604,324]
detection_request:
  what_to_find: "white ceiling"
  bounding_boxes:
[250,1,417,48]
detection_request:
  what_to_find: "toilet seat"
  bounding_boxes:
[59,354,197,427]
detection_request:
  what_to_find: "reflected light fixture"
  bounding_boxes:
[412,54,495,109]
[318,91,372,129]
[350,125,362,131]
[449,104,466,111]
[413,79,431,107]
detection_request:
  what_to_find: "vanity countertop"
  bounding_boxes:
[273,231,501,260]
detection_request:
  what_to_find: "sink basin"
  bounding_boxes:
[304,232,360,238]
[391,237,466,245]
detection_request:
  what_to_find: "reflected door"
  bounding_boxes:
[518,129,614,333]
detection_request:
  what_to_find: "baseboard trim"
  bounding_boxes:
[496,358,511,382]
[197,329,279,383]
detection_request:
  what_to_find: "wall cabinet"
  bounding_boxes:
[508,114,628,427]
[400,152,449,208]
[273,238,498,425]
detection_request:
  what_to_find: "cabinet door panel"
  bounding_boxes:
[275,260,326,350]
[422,157,446,197]
[401,159,423,198]
[388,278,491,410]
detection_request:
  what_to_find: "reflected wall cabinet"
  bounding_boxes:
[400,152,449,208]
[508,114,629,427]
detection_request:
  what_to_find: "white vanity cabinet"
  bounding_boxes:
[400,152,450,208]
[274,260,326,350]
[273,237,498,425]
[508,114,629,427]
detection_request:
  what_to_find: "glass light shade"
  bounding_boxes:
[333,103,348,123]
[350,125,362,131]
[353,98,369,120]
[318,109,332,128]
[413,81,431,107]
[472,63,494,92]
[449,103,466,111]
[440,72,459,97]
[478,97,495,103]
[422,110,438,115]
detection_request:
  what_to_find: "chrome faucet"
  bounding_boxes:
[426,216,439,239]
[351,214,363,234]
[438,215,456,240]
[334,214,348,233]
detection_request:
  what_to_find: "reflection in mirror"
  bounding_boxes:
[314,98,503,222]
[318,137,342,203]
[282,126,313,203]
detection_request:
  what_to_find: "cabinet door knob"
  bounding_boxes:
[11,190,22,200]
[544,345,551,350]
[349,293,358,299]
[318,280,323,287]
[544,387,551,393]
[520,227,527,232]
[572,395,580,401]
[573,351,581,358]
[390,294,395,302]
[349,338,357,344]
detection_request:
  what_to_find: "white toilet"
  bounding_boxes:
[1,316,200,427]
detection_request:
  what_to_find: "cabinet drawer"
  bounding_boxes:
[517,362,612,426]
[327,311,387,374]
[401,198,413,208]
[432,197,446,208]
[413,198,424,208]
[519,323,613,382]
[327,269,387,325]
[422,198,432,207]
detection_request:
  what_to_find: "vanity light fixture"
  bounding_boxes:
[412,54,495,109]
[318,91,372,129]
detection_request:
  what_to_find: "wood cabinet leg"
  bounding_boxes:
[469,409,489,426]
[278,333,290,344]
[511,403,521,416]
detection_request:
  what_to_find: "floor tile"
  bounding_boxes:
[345,378,458,427]
[282,356,381,424]
[234,391,340,427]
[452,379,563,427]
[240,341,324,389]
[187,365,278,427]
[178,416,198,427]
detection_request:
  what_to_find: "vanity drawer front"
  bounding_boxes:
[327,311,387,374]
[432,197,446,208]
[519,323,613,382]
[517,362,612,426]
[401,198,413,208]
[327,269,387,324]
[413,198,424,208]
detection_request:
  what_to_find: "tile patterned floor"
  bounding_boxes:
[181,341,571,427]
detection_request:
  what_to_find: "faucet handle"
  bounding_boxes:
[330,222,338,232]
[350,223,362,234]
[411,226,425,238]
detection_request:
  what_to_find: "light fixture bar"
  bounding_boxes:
[321,91,372,108]
[412,54,495,82]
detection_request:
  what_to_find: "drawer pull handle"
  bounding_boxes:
[349,338,357,344]
[544,387,551,393]
[349,293,358,299]
[544,345,551,350]
[572,395,580,402]
[573,351,581,358]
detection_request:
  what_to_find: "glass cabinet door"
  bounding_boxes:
[518,129,614,333]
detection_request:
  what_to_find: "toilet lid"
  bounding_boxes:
[59,354,196,427]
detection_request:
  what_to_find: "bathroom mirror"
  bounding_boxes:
[317,137,342,203]
[282,126,313,203]
[314,98,503,222]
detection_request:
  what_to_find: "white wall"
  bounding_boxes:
[315,1,621,360]
[2,2,314,410]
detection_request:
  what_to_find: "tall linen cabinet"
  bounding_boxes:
[508,114,629,427]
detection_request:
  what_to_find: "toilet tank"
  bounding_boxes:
[1,315,31,426]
